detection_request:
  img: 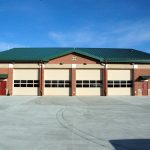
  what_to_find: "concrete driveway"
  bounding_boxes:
[0,96,150,150]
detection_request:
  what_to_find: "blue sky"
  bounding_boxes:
[0,0,150,53]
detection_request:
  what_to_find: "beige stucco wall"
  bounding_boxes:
[148,89,150,96]
[45,64,71,68]
[108,88,132,95]
[138,64,150,69]
[0,64,9,68]
[108,64,133,69]
[108,70,132,80]
[77,64,103,68]
[14,64,39,68]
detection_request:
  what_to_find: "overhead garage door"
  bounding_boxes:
[76,69,102,96]
[108,70,132,96]
[13,69,39,95]
[44,69,70,96]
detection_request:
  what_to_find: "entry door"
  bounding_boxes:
[0,81,6,95]
[142,81,148,96]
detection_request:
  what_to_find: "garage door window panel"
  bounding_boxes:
[45,80,71,88]
[127,81,132,87]
[21,84,26,87]
[108,80,133,88]
[27,80,33,83]
[45,80,51,83]
[83,80,89,87]
[76,80,102,88]
[90,80,96,88]
[76,80,82,88]
[121,81,126,87]
[97,80,102,87]
[21,80,26,83]
[14,80,20,83]
[108,81,113,87]
[65,80,71,87]
[14,80,39,88]
[14,84,20,87]
[114,81,120,88]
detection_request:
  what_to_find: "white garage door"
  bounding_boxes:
[44,69,70,96]
[13,69,39,95]
[108,70,132,95]
[76,69,102,96]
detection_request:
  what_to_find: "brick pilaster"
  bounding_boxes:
[71,64,76,96]
[8,64,13,95]
[40,63,44,96]
[103,64,108,96]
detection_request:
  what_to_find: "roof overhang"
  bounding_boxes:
[0,74,8,79]
[139,75,150,81]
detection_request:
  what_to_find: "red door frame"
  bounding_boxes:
[142,81,148,96]
[0,81,6,95]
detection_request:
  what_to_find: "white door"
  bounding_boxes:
[108,70,132,95]
[76,69,102,96]
[13,69,39,95]
[44,69,70,95]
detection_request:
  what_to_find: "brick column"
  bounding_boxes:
[40,63,44,96]
[133,64,138,96]
[103,64,108,96]
[8,64,13,95]
[71,64,76,96]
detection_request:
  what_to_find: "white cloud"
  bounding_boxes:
[48,30,107,47]
[48,20,150,51]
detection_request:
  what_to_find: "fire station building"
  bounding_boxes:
[0,48,150,96]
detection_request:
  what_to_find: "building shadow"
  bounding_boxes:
[110,139,150,150]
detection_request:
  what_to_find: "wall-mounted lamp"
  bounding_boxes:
[59,62,64,65]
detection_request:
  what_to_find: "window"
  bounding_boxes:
[76,80,102,88]
[97,80,102,87]
[108,80,113,87]
[45,80,71,88]
[27,80,33,83]
[14,84,20,87]
[121,81,126,87]
[14,80,20,83]
[21,80,26,83]
[90,80,96,88]
[72,56,77,61]
[21,84,26,87]
[127,80,132,87]
[108,80,132,88]
[114,81,120,87]
[83,80,89,87]
[45,80,51,83]
[14,80,40,88]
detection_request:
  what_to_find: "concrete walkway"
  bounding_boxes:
[0,96,150,150]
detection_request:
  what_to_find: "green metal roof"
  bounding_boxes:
[0,47,150,63]
[0,74,8,79]
[139,75,150,80]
